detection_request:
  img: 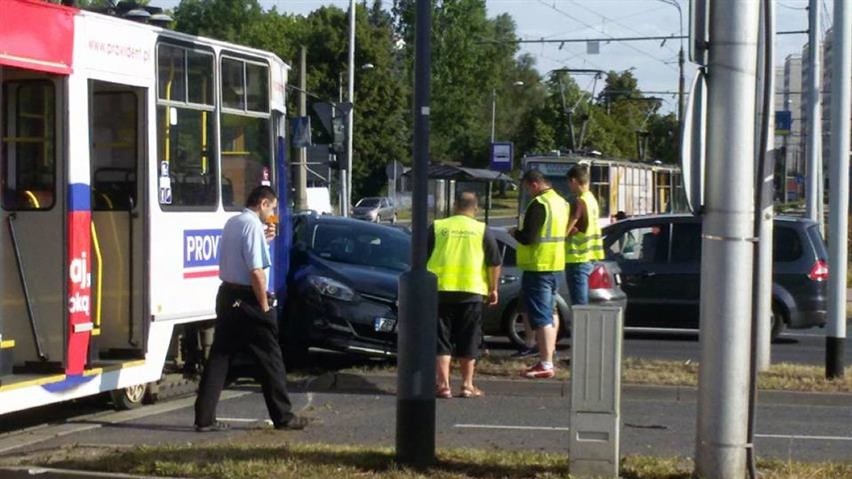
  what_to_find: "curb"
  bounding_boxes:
[300,371,852,406]
[0,466,182,479]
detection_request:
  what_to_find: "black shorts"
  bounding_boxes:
[436,301,483,359]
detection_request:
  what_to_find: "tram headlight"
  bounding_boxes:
[307,275,355,302]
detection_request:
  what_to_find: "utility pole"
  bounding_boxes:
[805,0,821,227]
[344,0,356,216]
[695,1,760,478]
[826,0,850,379]
[754,0,775,372]
[294,46,308,211]
[490,88,496,143]
[396,0,437,468]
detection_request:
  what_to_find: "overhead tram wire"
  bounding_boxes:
[563,0,679,57]
[535,0,677,72]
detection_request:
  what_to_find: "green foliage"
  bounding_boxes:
[166,0,679,198]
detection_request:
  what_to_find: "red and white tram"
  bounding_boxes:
[0,0,290,413]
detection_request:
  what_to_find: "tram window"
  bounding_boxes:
[187,51,214,105]
[157,44,186,103]
[1,81,56,211]
[221,57,269,113]
[221,58,244,110]
[91,90,137,211]
[246,63,269,112]
[157,106,217,209]
[221,114,270,209]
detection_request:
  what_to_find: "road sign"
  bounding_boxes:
[680,69,707,215]
[386,160,404,180]
[775,110,792,136]
[291,116,311,148]
[490,142,513,172]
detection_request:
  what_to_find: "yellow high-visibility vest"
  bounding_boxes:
[426,215,489,295]
[566,189,604,263]
[517,189,569,272]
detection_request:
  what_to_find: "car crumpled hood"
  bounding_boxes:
[309,255,401,300]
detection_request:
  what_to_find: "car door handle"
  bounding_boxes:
[500,275,519,284]
[640,271,656,278]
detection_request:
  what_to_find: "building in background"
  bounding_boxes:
[781,54,803,201]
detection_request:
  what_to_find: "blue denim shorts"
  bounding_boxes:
[520,271,559,329]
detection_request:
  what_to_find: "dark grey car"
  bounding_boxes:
[602,214,828,338]
[283,215,627,361]
[482,228,628,348]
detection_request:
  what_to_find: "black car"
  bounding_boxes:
[602,214,828,338]
[283,213,627,361]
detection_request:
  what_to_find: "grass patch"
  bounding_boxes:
[340,356,852,394]
[34,442,852,479]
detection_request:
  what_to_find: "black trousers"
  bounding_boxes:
[194,284,294,427]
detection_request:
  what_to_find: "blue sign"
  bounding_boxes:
[490,142,513,172]
[183,229,222,268]
[775,110,792,135]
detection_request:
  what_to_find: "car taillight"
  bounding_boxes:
[808,259,829,281]
[589,264,613,290]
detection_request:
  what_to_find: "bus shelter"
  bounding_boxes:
[404,164,514,223]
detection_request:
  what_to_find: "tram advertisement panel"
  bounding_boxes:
[67,186,92,375]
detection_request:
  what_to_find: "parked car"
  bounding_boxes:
[482,228,627,348]
[351,196,397,223]
[601,214,828,338]
[282,213,627,363]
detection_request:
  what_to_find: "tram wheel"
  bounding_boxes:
[110,383,147,410]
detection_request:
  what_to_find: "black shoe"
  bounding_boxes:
[195,420,230,432]
[274,416,309,431]
[511,346,539,358]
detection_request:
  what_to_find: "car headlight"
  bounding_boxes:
[308,275,355,301]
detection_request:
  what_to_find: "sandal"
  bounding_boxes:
[459,385,484,398]
[436,386,452,399]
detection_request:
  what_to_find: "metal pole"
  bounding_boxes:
[805,0,821,225]
[396,0,437,468]
[695,0,760,477]
[490,88,496,143]
[678,47,685,126]
[754,0,775,372]
[826,0,850,379]
[295,46,308,211]
[345,0,356,214]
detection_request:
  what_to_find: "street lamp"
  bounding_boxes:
[490,80,525,143]
[338,62,375,215]
[657,0,685,124]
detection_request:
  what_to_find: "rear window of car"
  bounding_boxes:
[773,226,803,262]
[806,225,827,259]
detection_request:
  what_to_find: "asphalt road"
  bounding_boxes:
[2,375,849,467]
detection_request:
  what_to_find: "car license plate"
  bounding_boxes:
[373,317,396,332]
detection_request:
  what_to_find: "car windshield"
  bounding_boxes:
[356,198,381,207]
[311,222,410,271]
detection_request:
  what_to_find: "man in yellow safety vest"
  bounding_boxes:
[565,163,605,306]
[427,192,502,398]
[511,169,569,379]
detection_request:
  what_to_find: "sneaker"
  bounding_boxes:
[511,346,539,358]
[274,415,309,431]
[522,362,555,379]
[195,421,230,432]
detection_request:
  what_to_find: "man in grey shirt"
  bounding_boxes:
[194,186,307,432]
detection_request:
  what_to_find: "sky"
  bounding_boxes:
[156,0,826,113]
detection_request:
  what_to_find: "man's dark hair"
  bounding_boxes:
[246,185,277,207]
[521,168,548,185]
[567,163,591,185]
[455,191,478,211]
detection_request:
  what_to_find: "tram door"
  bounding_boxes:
[0,70,66,372]
[88,80,146,360]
